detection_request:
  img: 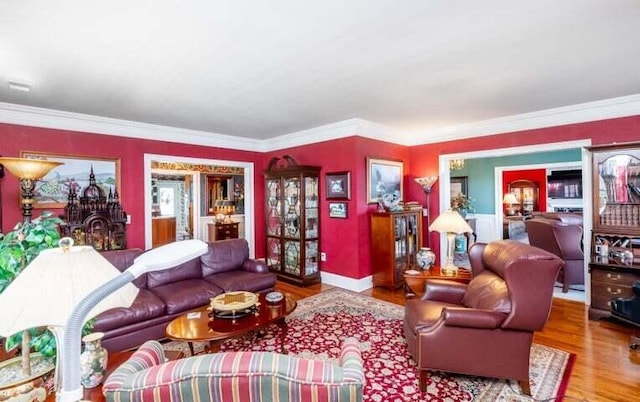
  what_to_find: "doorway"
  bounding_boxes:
[144,154,255,256]
[437,139,592,303]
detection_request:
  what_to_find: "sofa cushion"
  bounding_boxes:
[462,271,511,314]
[201,239,249,275]
[101,248,147,288]
[151,279,223,315]
[204,270,277,293]
[147,257,202,289]
[93,289,165,332]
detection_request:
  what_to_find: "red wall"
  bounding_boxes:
[502,169,548,212]
[0,123,265,253]
[2,114,640,282]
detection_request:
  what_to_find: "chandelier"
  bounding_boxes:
[449,159,465,171]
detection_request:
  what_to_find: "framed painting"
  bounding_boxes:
[450,176,468,198]
[366,157,403,204]
[20,151,121,208]
[328,202,348,218]
[325,171,350,200]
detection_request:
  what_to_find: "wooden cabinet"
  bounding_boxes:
[370,210,422,289]
[208,222,239,241]
[152,217,176,248]
[265,156,321,286]
[507,179,539,216]
[588,142,640,319]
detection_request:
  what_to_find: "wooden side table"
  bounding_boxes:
[46,349,184,402]
[404,266,472,298]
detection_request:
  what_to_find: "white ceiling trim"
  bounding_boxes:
[406,94,640,145]
[0,94,639,152]
[0,102,264,152]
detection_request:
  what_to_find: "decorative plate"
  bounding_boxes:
[265,291,284,303]
[210,291,258,312]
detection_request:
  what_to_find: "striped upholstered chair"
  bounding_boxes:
[103,338,364,402]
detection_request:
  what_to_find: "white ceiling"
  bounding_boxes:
[1,0,640,142]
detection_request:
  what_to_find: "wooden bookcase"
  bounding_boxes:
[587,142,640,320]
[370,210,422,289]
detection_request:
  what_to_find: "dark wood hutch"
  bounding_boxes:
[59,168,127,251]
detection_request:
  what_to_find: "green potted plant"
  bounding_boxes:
[0,211,63,392]
[450,193,475,218]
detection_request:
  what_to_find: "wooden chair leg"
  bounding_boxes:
[518,379,531,396]
[419,370,428,392]
[562,281,569,293]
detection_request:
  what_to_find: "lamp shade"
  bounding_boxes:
[0,157,62,180]
[0,245,139,337]
[503,193,518,205]
[414,176,438,192]
[429,209,473,234]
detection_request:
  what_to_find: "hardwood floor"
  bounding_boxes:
[275,281,640,402]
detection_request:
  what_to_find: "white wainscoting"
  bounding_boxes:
[472,213,501,243]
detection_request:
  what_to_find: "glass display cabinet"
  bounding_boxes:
[265,156,321,285]
[507,179,539,216]
[588,142,640,320]
[370,210,422,289]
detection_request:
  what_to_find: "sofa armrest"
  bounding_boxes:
[103,340,165,393]
[442,307,507,329]
[339,337,365,384]
[243,258,269,273]
[421,279,467,304]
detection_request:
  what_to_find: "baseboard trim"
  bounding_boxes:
[321,272,373,292]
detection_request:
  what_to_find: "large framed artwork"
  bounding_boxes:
[366,157,403,204]
[21,151,121,209]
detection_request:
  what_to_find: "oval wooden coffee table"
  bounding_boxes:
[165,292,297,355]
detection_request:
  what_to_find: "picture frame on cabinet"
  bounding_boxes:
[328,202,348,218]
[20,151,121,209]
[325,171,350,200]
[366,157,403,204]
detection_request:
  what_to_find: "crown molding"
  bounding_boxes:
[0,102,265,152]
[1,94,639,152]
[405,94,640,145]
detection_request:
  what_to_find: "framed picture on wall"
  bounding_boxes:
[326,171,350,200]
[20,151,121,208]
[328,202,348,218]
[366,157,403,204]
[450,176,468,198]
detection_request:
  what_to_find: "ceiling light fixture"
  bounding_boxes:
[449,159,465,171]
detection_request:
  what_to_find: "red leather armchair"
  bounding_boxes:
[525,213,584,292]
[403,240,562,395]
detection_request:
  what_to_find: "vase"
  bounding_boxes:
[416,247,436,270]
[80,332,108,389]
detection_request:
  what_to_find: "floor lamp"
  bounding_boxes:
[414,176,438,247]
[0,157,63,223]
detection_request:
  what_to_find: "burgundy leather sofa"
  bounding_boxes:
[525,212,584,292]
[403,240,562,395]
[93,239,277,352]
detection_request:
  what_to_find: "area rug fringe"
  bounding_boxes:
[164,288,574,401]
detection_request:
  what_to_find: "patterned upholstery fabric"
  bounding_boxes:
[103,338,364,402]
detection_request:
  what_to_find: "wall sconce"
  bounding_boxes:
[414,176,438,247]
[0,157,63,223]
[449,159,465,171]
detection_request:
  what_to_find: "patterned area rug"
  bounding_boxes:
[164,289,574,401]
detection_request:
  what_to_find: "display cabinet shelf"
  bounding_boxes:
[265,156,321,286]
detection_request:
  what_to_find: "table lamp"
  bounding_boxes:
[503,192,518,216]
[429,210,473,275]
[0,157,63,223]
